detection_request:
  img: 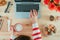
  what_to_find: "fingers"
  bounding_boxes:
[30,10,33,18]
[30,9,38,18]
[33,9,36,16]
[33,9,38,16]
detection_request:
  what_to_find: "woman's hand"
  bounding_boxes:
[30,9,38,23]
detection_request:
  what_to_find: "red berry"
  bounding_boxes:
[54,0,59,4]
[57,6,60,12]
[48,3,55,10]
[44,0,50,5]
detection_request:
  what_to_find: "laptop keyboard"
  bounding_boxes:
[16,4,39,12]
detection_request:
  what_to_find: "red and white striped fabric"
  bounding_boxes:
[32,23,42,40]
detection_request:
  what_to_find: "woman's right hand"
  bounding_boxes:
[30,9,38,23]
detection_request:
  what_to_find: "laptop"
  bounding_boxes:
[14,0,41,18]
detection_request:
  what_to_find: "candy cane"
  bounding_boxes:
[10,25,13,40]
[32,23,42,40]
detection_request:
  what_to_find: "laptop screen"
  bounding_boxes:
[15,0,41,2]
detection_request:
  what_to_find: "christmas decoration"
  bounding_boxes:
[44,0,60,12]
